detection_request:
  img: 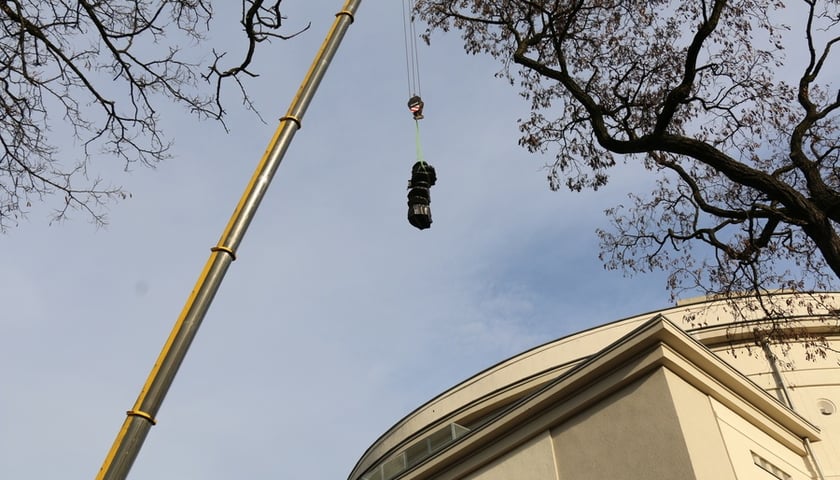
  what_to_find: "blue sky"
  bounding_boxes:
[0,2,673,479]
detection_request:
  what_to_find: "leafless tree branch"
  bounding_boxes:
[0,0,299,229]
[417,0,840,342]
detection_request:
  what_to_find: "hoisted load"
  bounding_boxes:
[407,161,436,230]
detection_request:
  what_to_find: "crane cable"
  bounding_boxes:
[403,0,425,163]
[402,0,437,230]
[402,0,422,102]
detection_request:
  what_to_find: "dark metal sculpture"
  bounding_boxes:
[407,161,436,230]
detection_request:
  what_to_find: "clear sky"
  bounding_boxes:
[1,2,674,479]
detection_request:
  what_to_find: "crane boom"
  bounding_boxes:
[95,2,362,478]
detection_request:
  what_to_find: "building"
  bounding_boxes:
[349,292,840,480]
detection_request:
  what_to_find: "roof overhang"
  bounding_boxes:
[350,316,822,480]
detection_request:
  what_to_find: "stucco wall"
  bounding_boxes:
[551,369,697,479]
[349,294,840,480]
[464,431,558,480]
[664,368,737,479]
[712,397,814,479]
[714,340,840,478]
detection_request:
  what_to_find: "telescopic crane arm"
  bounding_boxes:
[95,2,362,479]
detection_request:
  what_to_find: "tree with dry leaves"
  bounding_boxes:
[0,0,304,230]
[417,1,840,317]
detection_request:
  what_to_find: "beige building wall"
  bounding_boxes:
[461,367,811,480]
[785,384,840,479]
[716,340,840,479]
[551,369,696,479]
[664,368,737,479]
[349,294,840,480]
[711,398,814,479]
[464,432,557,480]
[386,364,818,480]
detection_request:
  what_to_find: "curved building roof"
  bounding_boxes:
[349,292,840,480]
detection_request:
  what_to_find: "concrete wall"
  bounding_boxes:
[551,369,697,479]
[715,340,840,479]
[712,397,814,479]
[464,432,558,480]
[664,368,737,479]
[457,367,818,480]
[351,294,840,480]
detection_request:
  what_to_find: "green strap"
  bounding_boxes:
[415,120,425,164]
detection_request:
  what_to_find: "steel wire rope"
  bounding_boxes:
[402,0,422,96]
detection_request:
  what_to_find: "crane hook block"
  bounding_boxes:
[408,96,425,120]
[407,161,436,230]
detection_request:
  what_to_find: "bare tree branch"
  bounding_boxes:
[417,0,840,341]
[0,0,300,230]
